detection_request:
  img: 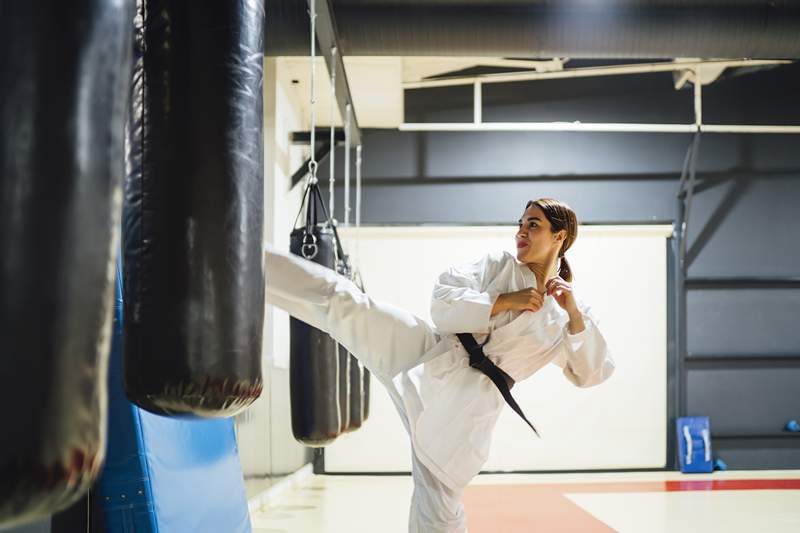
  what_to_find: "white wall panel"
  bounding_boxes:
[325,225,670,472]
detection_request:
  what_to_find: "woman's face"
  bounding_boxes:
[515,204,562,263]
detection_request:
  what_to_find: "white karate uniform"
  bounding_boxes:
[264,247,615,533]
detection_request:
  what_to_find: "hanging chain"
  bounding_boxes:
[301,0,320,260]
[680,132,701,272]
[355,144,362,229]
[343,103,352,226]
[355,144,362,270]
[328,46,337,227]
[306,0,318,187]
[331,63,341,268]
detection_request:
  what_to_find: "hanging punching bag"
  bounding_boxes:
[334,254,362,433]
[345,355,363,431]
[0,1,133,527]
[353,274,371,425]
[348,274,369,430]
[335,254,352,433]
[338,347,351,433]
[289,183,341,446]
[363,366,371,422]
[123,0,265,417]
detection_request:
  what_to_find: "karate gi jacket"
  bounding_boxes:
[394,251,615,490]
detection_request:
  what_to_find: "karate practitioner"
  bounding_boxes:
[265,198,615,532]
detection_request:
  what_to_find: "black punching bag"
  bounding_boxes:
[348,274,369,430]
[289,183,341,446]
[337,346,351,433]
[345,355,364,431]
[0,0,133,527]
[335,257,360,433]
[363,366,372,422]
[123,0,265,417]
[355,275,371,424]
[336,256,352,433]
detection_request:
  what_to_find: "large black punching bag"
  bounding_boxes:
[0,0,133,526]
[123,0,265,417]
[290,183,341,446]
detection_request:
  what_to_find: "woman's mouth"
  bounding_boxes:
[516,241,528,249]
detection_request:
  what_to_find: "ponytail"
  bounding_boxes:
[559,254,573,282]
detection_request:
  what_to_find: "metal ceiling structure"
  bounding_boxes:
[268,0,800,58]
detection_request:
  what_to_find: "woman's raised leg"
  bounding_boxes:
[264,245,440,380]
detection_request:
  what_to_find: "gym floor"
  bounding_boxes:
[250,470,800,532]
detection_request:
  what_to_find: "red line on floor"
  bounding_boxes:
[464,487,615,533]
[662,479,800,492]
[463,479,800,532]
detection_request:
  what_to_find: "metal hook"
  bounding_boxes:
[301,232,318,260]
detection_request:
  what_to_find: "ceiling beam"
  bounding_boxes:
[310,0,362,147]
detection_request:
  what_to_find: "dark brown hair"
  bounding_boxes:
[526,198,578,282]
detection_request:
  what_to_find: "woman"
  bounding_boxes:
[264,198,615,533]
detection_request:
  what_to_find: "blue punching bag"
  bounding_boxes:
[123,0,266,417]
[0,1,133,527]
[99,262,251,533]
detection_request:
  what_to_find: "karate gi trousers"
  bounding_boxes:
[265,246,470,533]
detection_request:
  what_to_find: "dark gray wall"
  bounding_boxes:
[315,61,800,469]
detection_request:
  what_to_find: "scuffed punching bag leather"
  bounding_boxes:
[0,0,133,527]
[123,0,265,417]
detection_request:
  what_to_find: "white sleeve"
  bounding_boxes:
[430,253,505,334]
[551,302,615,388]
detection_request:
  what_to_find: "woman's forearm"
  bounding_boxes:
[490,294,508,317]
[567,310,586,334]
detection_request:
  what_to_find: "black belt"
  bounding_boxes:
[456,333,540,437]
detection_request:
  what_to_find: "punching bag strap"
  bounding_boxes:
[292,180,324,260]
[456,333,540,438]
[310,181,348,269]
[292,181,312,230]
[329,222,348,272]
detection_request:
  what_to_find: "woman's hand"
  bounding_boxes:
[491,288,544,316]
[545,277,579,315]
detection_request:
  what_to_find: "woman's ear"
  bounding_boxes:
[554,229,567,243]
